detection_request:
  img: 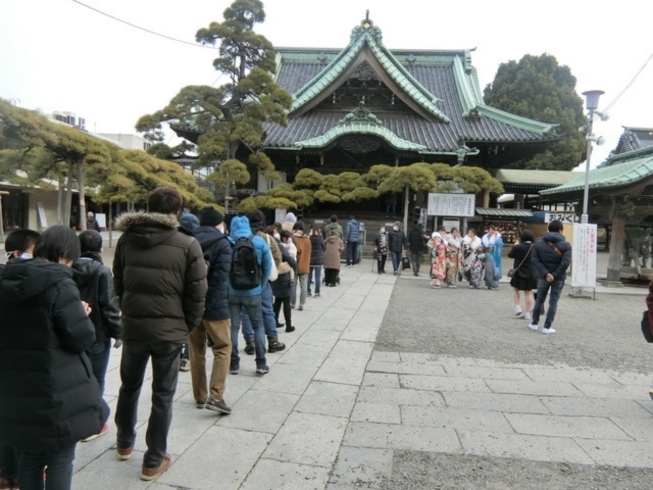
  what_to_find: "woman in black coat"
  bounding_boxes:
[0,226,108,490]
[308,223,325,297]
[508,229,538,321]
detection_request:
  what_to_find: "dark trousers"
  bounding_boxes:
[115,340,182,468]
[0,445,19,480]
[229,295,266,367]
[324,268,339,286]
[18,444,75,490]
[86,340,111,396]
[532,279,564,329]
[377,254,387,272]
[273,297,292,328]
[410,251,422,274]
[346,241,358,265]
[390,251,402,272]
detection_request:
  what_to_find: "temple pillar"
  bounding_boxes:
[604,215,625,287]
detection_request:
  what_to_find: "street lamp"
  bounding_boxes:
[580,90,607,224]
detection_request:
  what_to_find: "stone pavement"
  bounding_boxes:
[73,264,653,489]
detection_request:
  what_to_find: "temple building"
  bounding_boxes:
[174,15,560,195]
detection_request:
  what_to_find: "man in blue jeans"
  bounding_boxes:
[344,215,360,267]
[528,220,572,335]
[227,216,272,375]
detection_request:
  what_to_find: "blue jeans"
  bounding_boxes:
[18,444,75,490]
[308,266,322,295]
[532,279,564,329]
[346,241,357,265]
[86,340,111,396]
[241,284,277,340]
[390,251,402,272]
[115,340,182,468]
[229,295,266,367]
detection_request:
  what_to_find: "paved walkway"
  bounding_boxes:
[74,265,653,489]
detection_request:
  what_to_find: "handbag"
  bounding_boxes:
[508,243,533,278]
[641,310,653,343]
[401,256,411,270]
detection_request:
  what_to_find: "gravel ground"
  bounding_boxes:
[375,277,652,373]
[383,451,653,490]
[374,278,653,489]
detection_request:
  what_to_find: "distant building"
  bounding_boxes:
[97,133,152,151]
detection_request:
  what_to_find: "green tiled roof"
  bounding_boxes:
[293,105,429,152]
[289,22,450,123]
[541,146,653,196]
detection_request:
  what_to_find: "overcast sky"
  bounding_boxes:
[1,0,651,169]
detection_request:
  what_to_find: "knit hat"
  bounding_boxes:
[198,206,224,227]
[285,212,297,224]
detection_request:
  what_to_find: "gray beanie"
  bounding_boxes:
[285,212,297,224]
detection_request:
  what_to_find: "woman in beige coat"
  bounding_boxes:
[323,235,344,286]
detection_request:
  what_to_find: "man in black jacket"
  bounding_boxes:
[528,220,572,335]
[408,222,427,276]
[73,230,122,441]
[388,221,407,275]
[189,207,233,414]
[113,187,207,481]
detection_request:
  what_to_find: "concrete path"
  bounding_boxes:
[74,264,653,489]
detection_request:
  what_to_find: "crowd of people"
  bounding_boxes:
[0,188,357,489]
[0,191,574,489]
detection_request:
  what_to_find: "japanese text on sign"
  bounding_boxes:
[427,193,475,217]
[572,223,598,288]
[545,212,579,224]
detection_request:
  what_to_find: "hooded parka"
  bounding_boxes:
[0,259,109,451]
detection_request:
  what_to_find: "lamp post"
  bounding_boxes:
[580,90,604,224]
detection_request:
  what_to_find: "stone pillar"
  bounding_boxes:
[604,215,626,286]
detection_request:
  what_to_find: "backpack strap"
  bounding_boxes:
[547,241,563,256]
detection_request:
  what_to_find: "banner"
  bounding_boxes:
[545,212,579,224]
[572,223,598,288]
[427,193,475,217]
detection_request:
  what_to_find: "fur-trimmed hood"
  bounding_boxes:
[115,212,188,249]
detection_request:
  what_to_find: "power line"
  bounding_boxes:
[603,53,653,112]
[71,0,218,50]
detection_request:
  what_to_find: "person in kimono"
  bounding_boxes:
[427,228,448,289]
[445,228,463,288]
[481,225,504,290]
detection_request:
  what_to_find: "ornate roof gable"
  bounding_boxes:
[288,17,450,123]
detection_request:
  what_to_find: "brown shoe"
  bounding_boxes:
[141,453,172,481]
[116,446,133,461]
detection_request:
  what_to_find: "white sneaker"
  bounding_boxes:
[523,311,532,321]
[527,324,538,331]
[542,328,556,335]
[514,305,523,316]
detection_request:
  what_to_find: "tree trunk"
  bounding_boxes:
[402,184,409,232]
[606,216,626,283]
[78,160,87,231]
[0,192,5,243]
[64,159,74,228]
[108,203,113,248]
[56,178,64,225]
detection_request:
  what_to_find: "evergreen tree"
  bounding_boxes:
[135,0,292,206]
[484,54,586,171]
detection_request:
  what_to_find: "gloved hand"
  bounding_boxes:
[113,339,123,349]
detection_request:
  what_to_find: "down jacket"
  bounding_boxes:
[113,212,208,341]
[194,226,231,321]
[0,259,109,451]
[72,252,122,342]
[532,232,572,281]
[309,234,325,266]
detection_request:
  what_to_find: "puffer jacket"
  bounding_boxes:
[113,212,208,341]
[72,252,122,342]
[0,259,109,451]
[388,229,406,253]
[532,232,572,281]
[345,219,360,242]
[293,231,312,275]
[309,235,325,266]
[194,226,231,321]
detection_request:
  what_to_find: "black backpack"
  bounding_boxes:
[229,235,261,290]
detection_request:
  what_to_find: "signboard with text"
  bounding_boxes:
[572,223,598,288]
[545,212,579,224]
[427,193,475,217]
